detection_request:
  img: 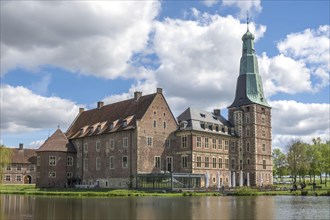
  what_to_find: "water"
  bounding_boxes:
[1,195,329,220]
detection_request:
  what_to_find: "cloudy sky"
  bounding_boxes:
[1,0,329,150]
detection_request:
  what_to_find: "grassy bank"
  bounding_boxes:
[1,184,329,197]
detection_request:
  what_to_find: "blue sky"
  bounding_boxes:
[1,0,329,150]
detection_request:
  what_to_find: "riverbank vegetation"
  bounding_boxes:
[1,184,329,197]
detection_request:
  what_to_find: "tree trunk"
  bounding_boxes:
[325,173,327,187]
[320,174,323,184]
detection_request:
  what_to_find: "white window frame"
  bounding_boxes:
[212,157,217,168]
[5,175,11,182]
[49,172,56,178]
[219,157,223,169]
[122,156,128,169]
[83,158,88,171]
[196,136,201,148]
[67,172,73,179]
[181,136,187,148]
[205,157,209,168]
[109,139,115,150]
[84,143,88,153]
[16,175,22,182]
[181,155,188,168]
[212,139,216,149]
[196,156,202,168]
[96,157,101,171]
[49,156,56,166]
[147,137,153,147]
[155,156,161,169]
[123,137,128,148]
[109,156,114,169]
[67,156,73,166]
[16,164,22,171]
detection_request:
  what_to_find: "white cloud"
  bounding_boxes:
[0,1,160,79]
[271,100,330,148]
[203,0,219,7]
[222,0,262,19]
[0,85,80,133]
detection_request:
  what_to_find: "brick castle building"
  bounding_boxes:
[35,29,272,188]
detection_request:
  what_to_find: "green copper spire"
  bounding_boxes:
[229,27,270,108]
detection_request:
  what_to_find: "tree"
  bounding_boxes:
[286,140,309,184]
[319,140,330,186]
[0,145,12,183]
[272,148,287,180]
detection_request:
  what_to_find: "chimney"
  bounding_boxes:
[157,88,163,94]
[134,91,142,100]
[97,101,104,109]
[19,143,23,150]
[214,109,221,116]
[79,108,85,114]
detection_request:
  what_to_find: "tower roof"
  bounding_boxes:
[228,29,270,108]
[37,129,76,153]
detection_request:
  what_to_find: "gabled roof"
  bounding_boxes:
[10,148,37,164]
[37,129,76,153]
[66,93,157,139]
[177,108,235,136]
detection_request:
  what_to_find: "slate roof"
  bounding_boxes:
[9,148,37,164]
[177,108,236,136]
[66,93,157,139]
[37,129,76,153]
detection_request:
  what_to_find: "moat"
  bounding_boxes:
[1,194,329,219]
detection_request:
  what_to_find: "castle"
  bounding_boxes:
[34,28,272,188]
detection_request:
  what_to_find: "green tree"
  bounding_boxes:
[0,145,13,183]
[272,148,287,181]
[286,140,309,184]
[307,141,322,183]
[319,140,330,186]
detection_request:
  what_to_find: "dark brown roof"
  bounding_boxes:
[66,93,157,139]
[10,148,37,164]
[37,129,76,153]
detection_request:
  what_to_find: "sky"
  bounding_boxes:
[0,0,329,151]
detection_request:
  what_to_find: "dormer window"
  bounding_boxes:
[215,126,219,132]
[89,127,94,134]
[221,127,225,133]
[200,123,205,129]
[109,123,114,131]
[96,125,101,133]
[200,113,206,118]
[123,120,127,127]
[208,124,213,131]
[79,128,84,136]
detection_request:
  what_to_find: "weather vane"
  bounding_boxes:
[246,11,249,31]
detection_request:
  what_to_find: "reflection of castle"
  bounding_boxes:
[35,28,272,188]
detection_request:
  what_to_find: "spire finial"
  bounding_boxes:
[246,11,249,31]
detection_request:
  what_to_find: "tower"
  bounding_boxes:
[228,24,272,186]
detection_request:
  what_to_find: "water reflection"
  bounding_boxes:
[1,195,329,220]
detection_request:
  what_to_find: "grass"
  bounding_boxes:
[0,183,329,197]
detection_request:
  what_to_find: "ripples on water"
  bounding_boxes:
[1,195,329,220]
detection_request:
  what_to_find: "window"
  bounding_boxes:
[49,172,56,178]
[67,156,73,166]
[5,175,11,181]
[96,141,101,152]
[84,143,88,153]
[200,113,206,118]
[246,142,250,152]
[225,158,229,169]
[155,156,161,169]
[16,175,22,182]
[109,156,114,169]
[163,112,166,117]
[163,122,167,129]
[212,158,217,168]
[49,156,56,166]
[37,156,40,166]
[262,127,266,137]
[83,158,88,171]
[231,159,235,170]
[213,177,216,183]
[205,138,209,148]
[122,156,128,168]
[263,160,266,169]
[147,137,153,147]
[219,158,223,169]
[212,139,216,149]
[218,139,223,149]
[96,157,101,170]
[123,120,127,127]
[196,156,202,168]
[205,157,209,168]
[181,155,188,168]
[246,127,250,137]
[208,124,213,131]
[166,157,173,172]
[109,139,115,150]
[16,164,22,171]
[181,136,187,148]
[262,141,266,151]
[246,115,250,124]
[165,139,171,148]
[200,123,205,129]
[67,172,73,178]
[247,158,250,165]
[240,160,243,170]
[109,123,114,130]
[230,141,235,152]
[29,165,35,171]
[196,137,201,148]
[6,164,11,171]
[224,140,229,150]
[153,120,157,128]
[123,137,128,148]
[261,114,266,124]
